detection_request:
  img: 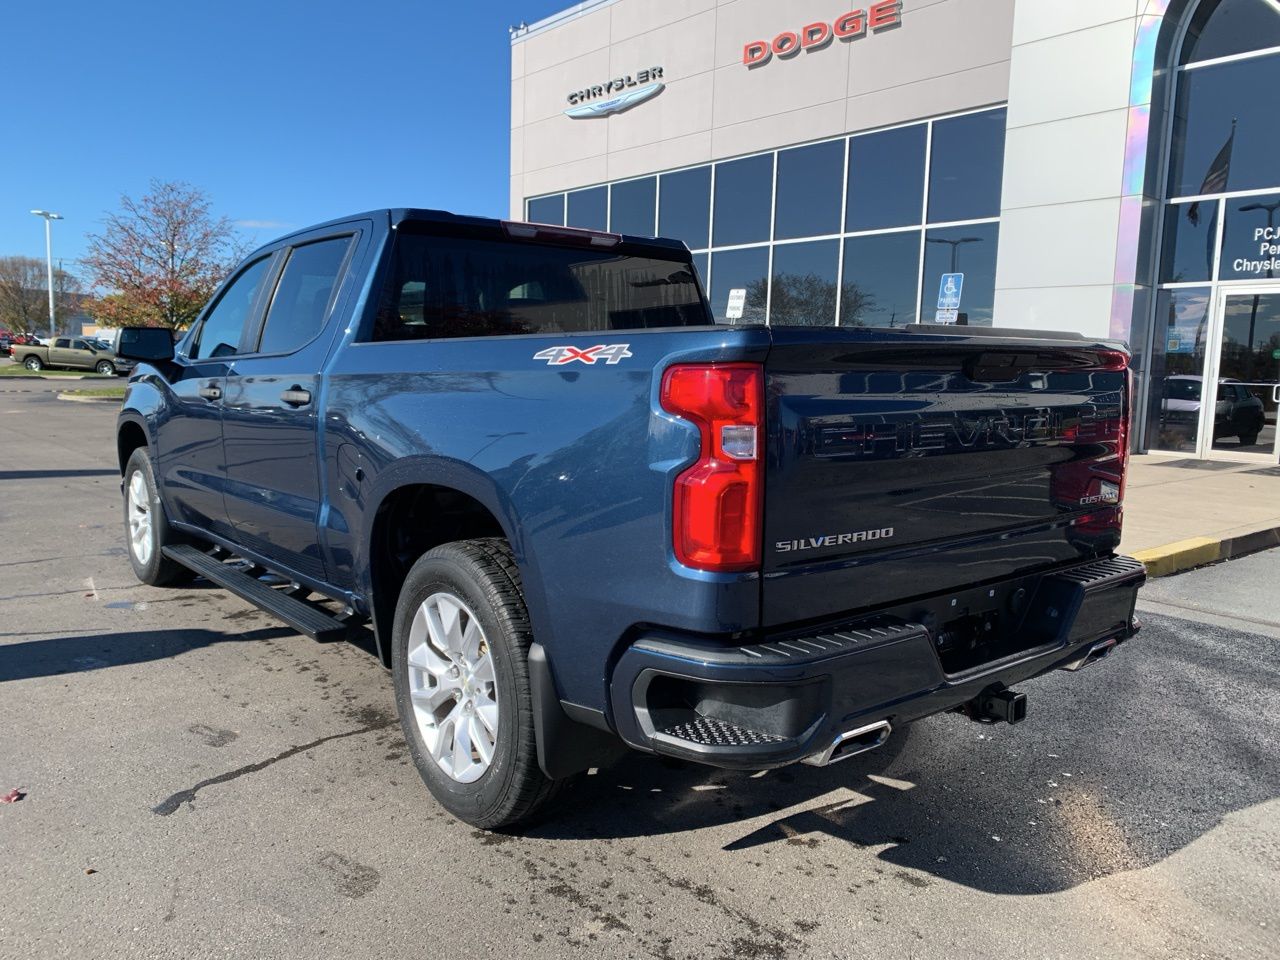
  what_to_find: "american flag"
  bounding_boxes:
[1187,119,1235,226]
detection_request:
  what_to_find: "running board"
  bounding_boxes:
[162,544,350,643]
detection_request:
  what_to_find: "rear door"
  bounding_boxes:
[50,338,76,368]
[219,229,360,582]
[762,327,1129,626]
[157,254,277,539]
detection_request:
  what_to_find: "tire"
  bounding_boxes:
[24,355,42,371]
[392,538,562,829]
[122,448,192,586]
[96,360,116,375]
[1239,433,1259,447]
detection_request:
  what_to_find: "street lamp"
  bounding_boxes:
[30,209,64,341]
[926,236,984,275]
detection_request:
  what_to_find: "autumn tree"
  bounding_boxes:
[0,256,81,335]
[82,180,244,329]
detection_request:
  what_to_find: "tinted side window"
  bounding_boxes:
[527,194,565,226]
[190,257,272,360]
[713,154,774,246]
[257,237,352,355]
[369,231,710,341]
[55,338,70,348]
[566,187,607,230]
[928,109,1007,223]
[659,166,711,250]
[847,124,927,231]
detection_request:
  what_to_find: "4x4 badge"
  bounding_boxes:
[534,344,633,366]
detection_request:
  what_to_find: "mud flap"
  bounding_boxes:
[529,643,626,780]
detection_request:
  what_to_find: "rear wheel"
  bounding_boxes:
[95,360,116,375]
[392,538,561,829]
[24,355,42,371]
[123,448,192,586]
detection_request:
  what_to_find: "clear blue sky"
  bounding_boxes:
[0,0,568,272]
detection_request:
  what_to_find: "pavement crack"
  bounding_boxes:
[151,718,394,816]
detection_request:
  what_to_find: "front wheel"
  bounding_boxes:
[24,355,43,371]
[96,360,116,375]
[123,448,192,586]
[392,539,562,829]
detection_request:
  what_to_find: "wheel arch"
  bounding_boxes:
[363,470,517,668]
[117,416,150,475]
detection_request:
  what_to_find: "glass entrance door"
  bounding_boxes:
[1203,288,1280,462]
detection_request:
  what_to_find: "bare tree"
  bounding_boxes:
[82,180,245,329]
[745,273,877,327]
[0,256,81,334]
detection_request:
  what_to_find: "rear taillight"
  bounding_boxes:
[660,363,764,572]
[1098,350,1134,501]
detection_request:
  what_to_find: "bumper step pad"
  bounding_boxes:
[661,716,786,748]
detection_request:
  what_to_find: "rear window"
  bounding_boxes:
[368,230,711,342]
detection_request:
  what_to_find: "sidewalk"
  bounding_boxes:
[1121,455,1280,575]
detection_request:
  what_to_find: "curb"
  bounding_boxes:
[56,393,123,404]
[0,374,115,381]
[1131,525,1280,577]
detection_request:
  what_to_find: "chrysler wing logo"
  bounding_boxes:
[564,82,665,119]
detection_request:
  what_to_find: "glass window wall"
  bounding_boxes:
[526,106,1006,327]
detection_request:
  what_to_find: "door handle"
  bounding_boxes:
[281,386,312,407]
[198,385,222,401]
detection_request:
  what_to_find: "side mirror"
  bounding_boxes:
[116,327,175,363]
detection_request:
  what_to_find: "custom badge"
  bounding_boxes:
[533,344,633,365]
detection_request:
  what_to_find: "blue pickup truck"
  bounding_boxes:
[115,209,1145,828]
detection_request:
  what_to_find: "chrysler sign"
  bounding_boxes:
[564,67,665,119]
[743,1,902,67]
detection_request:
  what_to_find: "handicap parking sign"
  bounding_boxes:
[937,273,964,311]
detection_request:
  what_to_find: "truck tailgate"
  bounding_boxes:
[762,327,1128,627]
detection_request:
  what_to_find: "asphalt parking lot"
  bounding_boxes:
[1,379,1277,960]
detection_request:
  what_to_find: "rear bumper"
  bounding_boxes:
[609,555,1145,768]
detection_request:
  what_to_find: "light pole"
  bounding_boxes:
[30,210,64,340]
[926,236,984,275]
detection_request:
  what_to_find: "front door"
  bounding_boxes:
[1203,287,1280,462]
[156,254,277,539]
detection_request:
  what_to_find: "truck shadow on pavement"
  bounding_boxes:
[0,625,297,683]
[531,613,1279,896]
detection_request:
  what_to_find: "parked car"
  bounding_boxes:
[115,209,1145,829]
[1,333,39,356]
[10,336,134,375]
[1161,375,1266,446]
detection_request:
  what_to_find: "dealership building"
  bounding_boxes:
[509,0,1280,463]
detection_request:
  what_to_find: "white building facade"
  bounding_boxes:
[511,0,1280,462]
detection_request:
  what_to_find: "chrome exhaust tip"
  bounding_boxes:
[1059,637,1119,672]
[801,720,892,767]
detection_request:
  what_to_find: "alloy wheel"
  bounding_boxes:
[127,471,153,565]
[406,592,499,783]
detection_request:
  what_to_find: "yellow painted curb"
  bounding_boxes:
[1131,537,1222,578]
